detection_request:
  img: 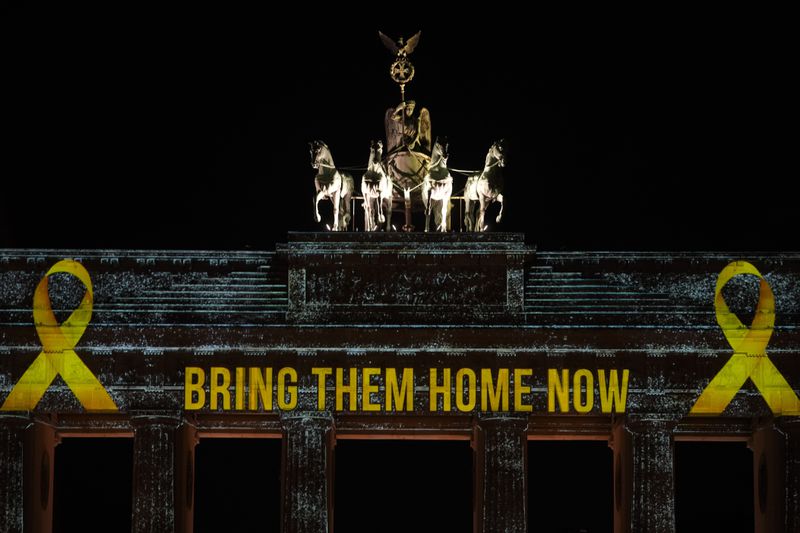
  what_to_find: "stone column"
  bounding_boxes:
[0,415,28,533]
[611,420,631,533]
[174,423,198,533]
[756,418,800,533]
[612,417,676,533]
[281,413,334,533]
[24,419,58,533]
[474,415,528,533]
[781,419,800,533]
[131,415,180,533]
[751,423,784,532]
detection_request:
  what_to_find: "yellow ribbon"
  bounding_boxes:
[1,260,117,411]
[691,261,800,415]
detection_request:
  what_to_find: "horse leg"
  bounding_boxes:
[496,193,504,223]
[464,196,472,231]
[370,196,378,231]
[439,196,448,232]
[383,195,392,231]
[331,191,340,231]
[477,195,487,231]
[341,192,352,230]
[424,186,433,233]
[377,186,386,225]
[361,184,370,232]
[363,196,372,231]
[314,191,326,223]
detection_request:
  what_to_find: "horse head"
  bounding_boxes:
[369,140,384,166]
[490,139,506,168]
[309,140,330,170]
[432,136,449,166]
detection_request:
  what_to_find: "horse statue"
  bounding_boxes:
[361,140,393,231]
[310,140,354,231]
[421,137,453,232]
[464,139,506,232]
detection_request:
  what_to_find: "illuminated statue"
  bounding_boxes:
[464,140,506,231]
[421,137,453,232]
[386,100,432,155]
[384,100,432,193]
[309,140,353,231]
[361,140,393,231]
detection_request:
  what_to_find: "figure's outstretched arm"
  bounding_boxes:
[385,108,403,154]
[391,102,406,121]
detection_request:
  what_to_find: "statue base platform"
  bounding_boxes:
[280,232,535,324]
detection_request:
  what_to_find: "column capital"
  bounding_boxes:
[476,413,529,430]
[0,412,29,431]
[776,416,800,435]
[623,415,678,434]
[130,412,182,428]
[280,411,334,430]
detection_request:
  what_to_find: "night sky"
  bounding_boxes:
[3,7,795,251]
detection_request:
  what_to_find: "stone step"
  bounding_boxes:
[114,296,287,303]
[524,304,702,312]
[524,309,707,316]
[525,295,670,302]
[526,282,616,288]
[94,304,287,311]
[525,290,666,297]
[522,312,709,326]
[216,275,285,281]
[161,277,286,284]
[138,290,287,297]
[527,271,583,277]
[171,283,287,290]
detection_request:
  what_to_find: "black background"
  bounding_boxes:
[2,7,795,251]
[6,6,783,531]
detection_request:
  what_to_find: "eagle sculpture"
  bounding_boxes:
[378,31,421,58]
